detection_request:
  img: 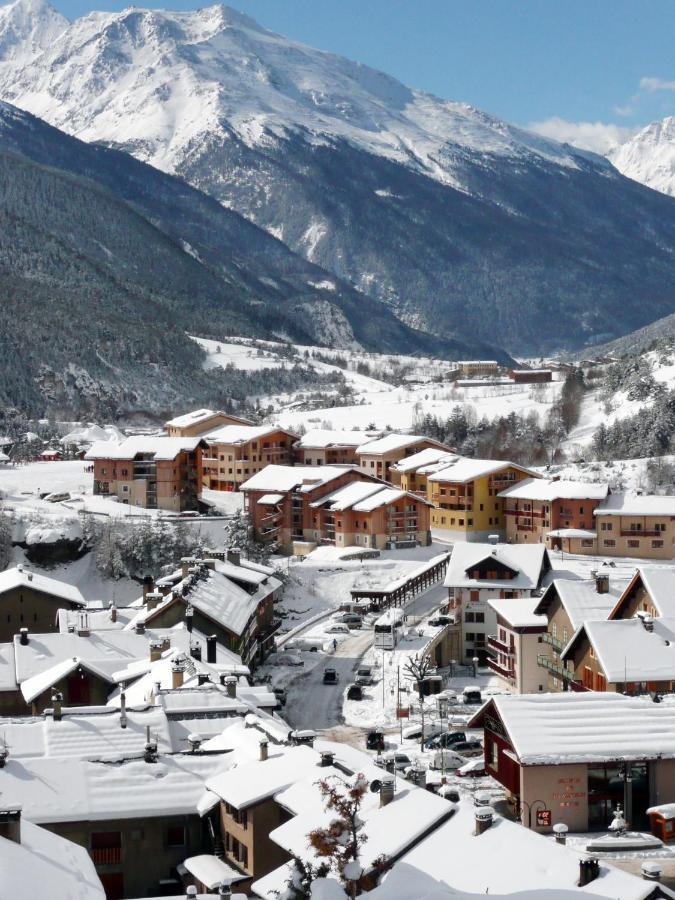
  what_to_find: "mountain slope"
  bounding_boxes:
[609,116,675,198]
[1,1,674,353]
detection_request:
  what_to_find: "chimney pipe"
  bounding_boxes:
[188,733,202,753]
[227,548,241,567]
[218,882,232,899]
[172,660,185,689]
[51,691,63,721]
[150,640,164,663]
[135,621,146,635]
[190,641,201,661]
[19,628,29,646]
[474,806,494,835]
[120,691,127,729]
[142,575,154,601]
[186,888,198,899]
[553,823,568,845]
[643,615,654,633]
[185,604,194,633]
[109,600,117,623]
[146,591,162,611]
[320,751,335,768]
[224,676,237,699]
[259,738,269,762]
[144,725,158,763]
[578,858,600,887]
[642,862,662,882]
[595,574,609,594]
[206,634,217,664]
[0,808,21,844]
[379,775,395,808]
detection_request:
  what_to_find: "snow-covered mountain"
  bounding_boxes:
[609,117,675,198]
[1,0,674,353]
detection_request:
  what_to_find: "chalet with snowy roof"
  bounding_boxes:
[0,704,236,899]
[532,574,628,691]
[499,477,609,549]
[293,428,374,466]
[0,812,105,900]
[443,543,551,664]
[608,566,675,620]
[594,492,675,560]
[356,433,451,483]
[126,557,280,668]
[427,459,539,540]
[165,408,254,437]
[469,692,675,835]
[561,615,675,694]
[86,436,205,511]
[308,480,433,551]
[388,447,457,492]
[201,424,298,492]
[241,464,382,553]
[0,565,85,644]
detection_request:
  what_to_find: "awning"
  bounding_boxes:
[183,854,247,889]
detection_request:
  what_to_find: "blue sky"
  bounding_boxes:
[50,0,675,151]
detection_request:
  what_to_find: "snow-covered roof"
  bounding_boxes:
[488,597,547,629]
[356,433,444,456]
[472,692,675,765]
[204,423,295,444]
[444,543,549,590]
[0,565,85,606]
[311,481,432,513]
[499,477,609,502]
[295,429,373,449]
[546,528,597,539]
[241,464,358,494]
[205,745,317,809]
[183,855,246,889]
[391,447,457,473]
[165,408,254,429]
[534,578,627,631]
[60,423,123,446]
[620,566,675,617]
[390,800,654,900]
[429,459,537,484]
[212,558,270,587]
[594,491,675,517]
[647,803,675,821]
[85,435,202,461]
[257,493,285,505]
[352,487,407,512]
[0,818,105,900]
[562,616,675,682]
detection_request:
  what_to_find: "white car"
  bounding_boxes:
[325,623,350,635]
[429,749,465,771]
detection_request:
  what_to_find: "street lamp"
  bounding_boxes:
[472,656,479,679]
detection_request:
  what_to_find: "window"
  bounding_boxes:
[655,523,667,532]
[579,506,584,514]
[652,540,664,549]
[465,612,475,623]
[589,645,595,660]
[581,539,594,547]
[475,612,485,623]
[91,832,122,865]
[582,666,594,689]
[467,519,473,527]
[489,741,498,769]
[603,539,616,547]
[628,539,640,548]
[166,825,185,848]
[595,673,607,692]
[601,522,612,531]
[470,590,479,602]
[465,632,475,642]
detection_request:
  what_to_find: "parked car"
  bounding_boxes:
[429,750,465,771]
[428,615,452,627]
[402,723,442,743]
[375,751,413,772]
[323,668,339,685]
[462,686,482,704]
[273,652,304,667]
[334,613,363,628]
[424,730,467,750]
[366,729,385,751]
[346,683,363,701]
[355,665,374,685]
[273,687,287,707]
[456,758,487,778]
[325,623,350,635]
[451,739,483,756]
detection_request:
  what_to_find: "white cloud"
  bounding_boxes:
[527,117,638,155]
[639,77,675,93]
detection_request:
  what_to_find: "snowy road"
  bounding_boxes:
[283,581,448,732]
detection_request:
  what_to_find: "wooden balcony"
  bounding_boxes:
[487,657,515,681]
[487,635,509,655]
[91,847,121,865]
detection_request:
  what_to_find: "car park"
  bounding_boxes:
[323,668,339,685]
[346,683,363,701]
[429,749,465,771]
[424,730,467,750]
[325,623,350,635]
[456,758,487,778]
[451,739,483,756]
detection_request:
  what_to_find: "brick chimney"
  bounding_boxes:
[223,675,237,699]
[142,575,154,601]
[578,859,600,886]
[259,738,269,761]
[227,548,241,567]
[150,640,164,663]
[172,660,185,689]
[181,557,197,578]
[0,808,21,844]
[135,621,146,635]
[146,591,163,611]
[595,573,609,594]
[320,751,335,768]
[51,691,63,721]
[643,615,655,633]
[109,600,117,623]
[379,775,395,808]
[474,806,494,835]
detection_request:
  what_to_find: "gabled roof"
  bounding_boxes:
[21,656,115,703]
[205,745,317,809]
[204,423,297,445]
[609,566,675,619]
[562,616,675,683]
[356,434,448,456]
[428,459,538,484]
[444,543,549,590]
[488,597,547,629]
[534,578,627,631]
[470,692,675,765]
[165,408,253,429]
[241,464,362,494]
[85,435,203,461]
[294,429,374,449]
[594,491,675,517]
[390,448,457,473]
[310,481,433,513]
[499,477,609,502]
[0,566,85,606]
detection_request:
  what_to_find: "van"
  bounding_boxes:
[356,665,374,685]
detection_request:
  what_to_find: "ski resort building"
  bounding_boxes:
[356,434,452,483]
[389,447,457,492]
[165,408,254,437]
[292,429,373,466]
[86,436,204,512]
[593,493,675,560]
[427,459,539,540]
[201,425,298,492]
[457,360,500,377]
[499,478,609,547]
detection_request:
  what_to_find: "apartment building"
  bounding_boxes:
[428,459,538,540]
[499,478,609,547]
[457,360,500,377]
[594,493,675,560]
[389,447,457,491]
[165,408,254,437]
[292,429,373,466]
[443,542,551,664]
[201,425,298,492]
[86,436,204,512]
[356,433,451,482]
[486,598,547,694]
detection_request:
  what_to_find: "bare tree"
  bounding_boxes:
[308,774,369,891]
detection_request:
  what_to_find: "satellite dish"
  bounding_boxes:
[370,779,382,794]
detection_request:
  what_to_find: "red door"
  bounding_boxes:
[66,674,91,705]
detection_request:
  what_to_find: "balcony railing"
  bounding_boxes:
[487,635,510,655]
[517,524,534,532]
[540,632,565,653]
[620,530,662,538]
[91,847,121,865]
[487,657,515,681]
[537,655,575,681]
